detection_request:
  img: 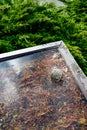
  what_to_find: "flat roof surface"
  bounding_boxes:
[0,41,87,130]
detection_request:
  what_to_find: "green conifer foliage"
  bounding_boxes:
[0,0,87,75]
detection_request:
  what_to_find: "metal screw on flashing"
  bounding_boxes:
[51,66,63,82]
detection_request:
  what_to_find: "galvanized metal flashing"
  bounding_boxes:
[0,40,87,99]
[0,41,61,62]
[58,41,87,99]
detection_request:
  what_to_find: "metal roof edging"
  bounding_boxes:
[0,40,87,99]
[58,41,87,100]
[0,41,61,62]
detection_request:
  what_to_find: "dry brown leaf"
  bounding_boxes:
[78,118,86,124]
[57,119,63,124]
